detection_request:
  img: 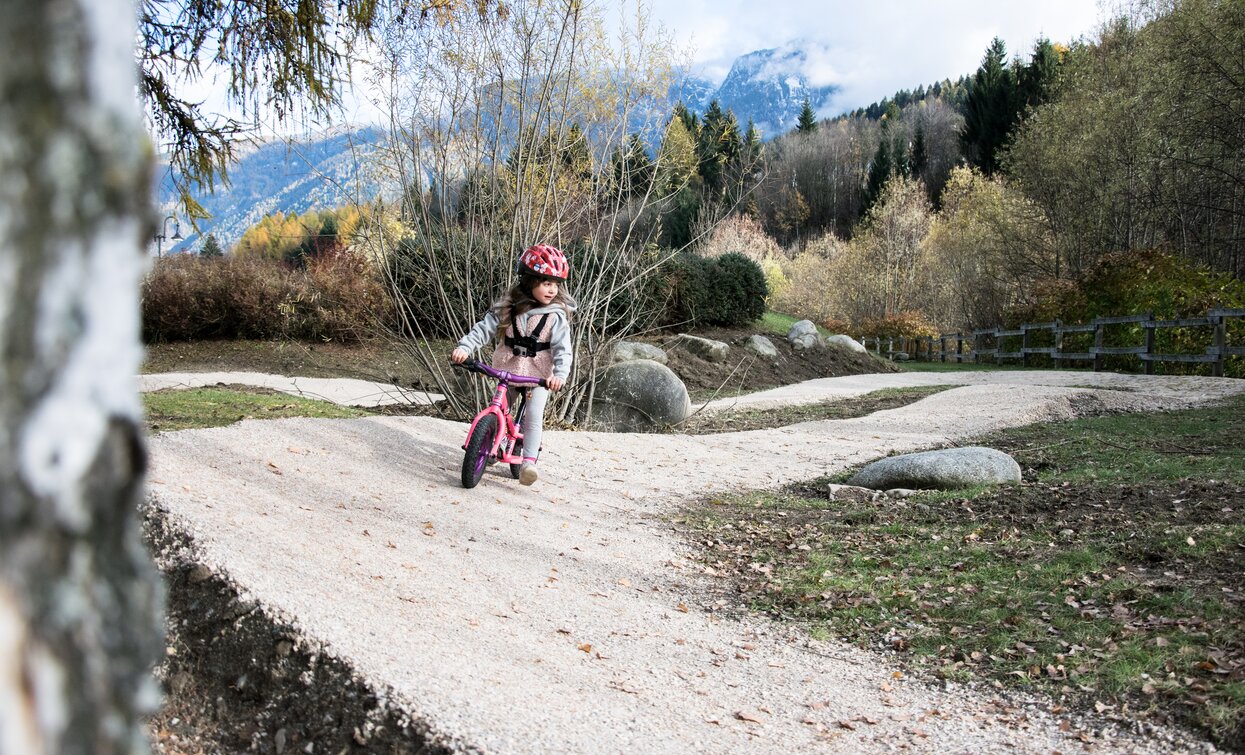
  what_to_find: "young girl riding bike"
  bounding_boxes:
[450,244,574,486]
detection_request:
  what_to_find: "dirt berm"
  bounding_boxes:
[144,371,1245,753]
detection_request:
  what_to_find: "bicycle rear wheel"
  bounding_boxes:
[461,414,498,488]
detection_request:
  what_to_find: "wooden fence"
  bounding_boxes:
[858,307,1245,377]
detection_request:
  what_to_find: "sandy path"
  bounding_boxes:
[147,371,1242,753]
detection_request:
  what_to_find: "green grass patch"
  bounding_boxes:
[678,393,1245,747]
[680,385,956,434]
[758,311,832,338]
[144,385,369,433]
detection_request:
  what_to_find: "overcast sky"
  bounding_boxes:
[182,0,1109,136]
[637,0,1106,114]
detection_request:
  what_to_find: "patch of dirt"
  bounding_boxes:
[143,502,445,755]
[144,328,896,404]
[679,386,951,434]
[654,328,897,400]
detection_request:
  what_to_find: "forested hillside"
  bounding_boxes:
[748,0,1244,340]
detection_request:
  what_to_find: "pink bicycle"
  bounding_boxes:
[452,358,546,488]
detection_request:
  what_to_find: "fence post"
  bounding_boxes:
[1021,324,1031,368]
[887,337,894,360]
[1212,314,1226,378]
[956,333,964,363]
[1053,319,1063,370]
[1143,313,1156,375]
[940,334,948,363]
[1093,319,1104,372]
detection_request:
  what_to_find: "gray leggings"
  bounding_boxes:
[509,386,548,460]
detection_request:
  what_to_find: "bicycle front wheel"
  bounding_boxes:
[461,414,499,489]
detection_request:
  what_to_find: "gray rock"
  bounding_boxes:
[826,334,866,353]
[826,483,877,501]
[611,340,668,365]
[847,447,1022,491]
[743,334,779,359]
[787,320,823,351]
[588,359,690,432]
[891,352,910,362]
[671,333,730,363]
[885,488,918,498]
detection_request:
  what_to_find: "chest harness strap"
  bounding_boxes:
[505,311,552,357]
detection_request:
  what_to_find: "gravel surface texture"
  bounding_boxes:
[147,371,1245,753]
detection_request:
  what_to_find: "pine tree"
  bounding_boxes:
[1019,37,1060,110]
[698,100,742,195]
[796,98,818,133]
[743,119,763,165]
[961,37,1021,175]
[865,137,893,211]
[910,123,928,182]
[200,233,224,257]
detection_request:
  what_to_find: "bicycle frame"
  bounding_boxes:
[457,359,545,466]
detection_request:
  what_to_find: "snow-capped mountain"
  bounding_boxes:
[708,41,840,136]
[158,127,391,253]
[158,42,841,249]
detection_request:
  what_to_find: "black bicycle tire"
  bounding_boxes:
[461,414,498,489]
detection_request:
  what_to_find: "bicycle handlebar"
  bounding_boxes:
[452,358,547,388]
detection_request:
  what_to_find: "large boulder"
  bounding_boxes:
[611,340,668,365]
[787,320,822,351]
[743,334,779,359]
[588,359,690,432]
[847,447,1022,491]
[671,334,730,363]
[826,334,867,354]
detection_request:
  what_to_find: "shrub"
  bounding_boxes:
[698,213,784,261]
[856,311,939,340]
[662,252,768,328]
[141,254,390,343]
[768,250,839,325]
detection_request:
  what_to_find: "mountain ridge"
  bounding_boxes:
[161,40,841,251]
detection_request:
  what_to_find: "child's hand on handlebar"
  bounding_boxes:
[450,348,468,364]
[546,376,565,391]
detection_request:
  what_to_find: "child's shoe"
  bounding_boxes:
[519,459,539,486]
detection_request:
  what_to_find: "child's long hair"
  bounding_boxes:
[493,274,574,343]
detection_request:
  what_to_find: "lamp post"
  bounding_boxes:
[154,214,183,257]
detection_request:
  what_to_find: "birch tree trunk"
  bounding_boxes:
[0,1,162,753]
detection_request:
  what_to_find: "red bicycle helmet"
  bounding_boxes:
[518,243,569,281]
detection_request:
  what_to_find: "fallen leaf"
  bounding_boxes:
[676,602,689,613]
[617,578,633,588]
[836,720,856,730]
[266,461,283,475]
[735,710,764,724]
[578,643,593,653]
